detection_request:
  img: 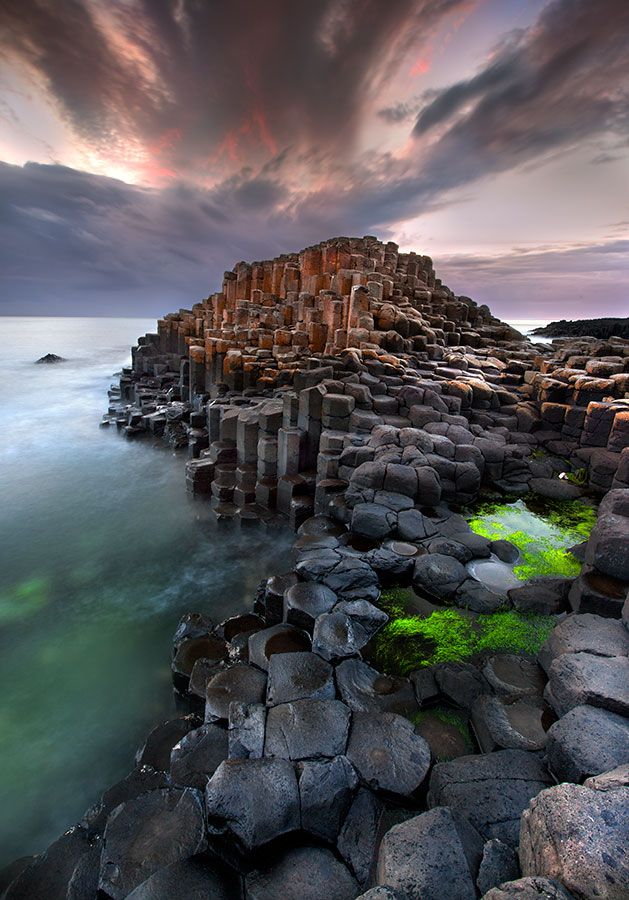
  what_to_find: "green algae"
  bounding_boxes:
[371,591,555,676]
[467,496,596,581]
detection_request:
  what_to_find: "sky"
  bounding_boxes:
[0,0,628,319]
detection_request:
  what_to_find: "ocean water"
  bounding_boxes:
[507,319,553,343]
[0,317,292,867]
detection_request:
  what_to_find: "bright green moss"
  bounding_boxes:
[467,496,596,580]
[371,604,555,676]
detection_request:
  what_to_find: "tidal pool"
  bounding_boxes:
[466,495,597,580]
[0,318,292,866]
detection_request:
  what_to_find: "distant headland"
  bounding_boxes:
[532,317,629,340]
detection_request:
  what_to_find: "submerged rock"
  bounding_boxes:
[35,353,65,363]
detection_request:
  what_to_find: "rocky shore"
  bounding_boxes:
[531,318,629,340]
[3,236,628,899]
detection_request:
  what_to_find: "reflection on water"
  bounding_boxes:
[0,317,291,866]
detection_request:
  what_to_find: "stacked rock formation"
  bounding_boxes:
[5,236,628,899]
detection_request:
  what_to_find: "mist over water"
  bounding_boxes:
[0,317,292,866]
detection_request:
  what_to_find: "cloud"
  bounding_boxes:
[0,0,467,180]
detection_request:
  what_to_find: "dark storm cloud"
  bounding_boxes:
[410,0,629,184]
[0,0,467,172]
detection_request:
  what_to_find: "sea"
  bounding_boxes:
[0,317,293,867]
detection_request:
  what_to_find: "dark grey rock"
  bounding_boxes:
[544,652,629,717]
[335,658,418,716]
[99,788,206,899]
[355,889,404,899]
[376,807,484,900]
[346,711,431,797]
[520,782,629,899]
[125,858,242,899]
[337,787,385,887]
[248,624,311,672]
[365,547,415,583]
[312,605,382,661]
[397,508,440,542]
[135,716,201,771]
[245,846,359,900]
[266,650,335,705]
[491,540,520,564]
[264,698,351,760]
[4,827,96,900]
[545,704,629,783]
[205,758,300,851]
[456,578,505,612]
[471,695,550,753]
[298,755,358,841]
[509,578,571,615]
[585,510,629,582]
[477,839,520,896]
[482,655,546,699]
[351,503,397,540]
[169,723,228,788]
[334,599,388,641]
[413,553,467,600]
[81,767,170,837]
[427,749,553,846]
[434,662,489,709]
[36,353,66,363]
[482,876,576,898]
[205,664,267,721]
[283,583,337,630]
[538,614,629,673]
[227,701,266,759]
[410,667,440,705]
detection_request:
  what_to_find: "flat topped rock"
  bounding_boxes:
[427,749,553,846]
[264,698,351,760]
[544,652,629,717]
[482,876,576,899]
[335,658,418,716]
[205,664,267,720]
[266,651,335,705]
[99,788,206,899]
[538,613,629,674]
[169,723,228,788]
[483,654,546,699]
[125,858,241,899]
[377,807,484,900]
[205,758,300,851]
[346,711,431,797]
[245,846,358,900]
[545,704,629,783]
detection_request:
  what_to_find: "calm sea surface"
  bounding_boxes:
[0,317,292,866]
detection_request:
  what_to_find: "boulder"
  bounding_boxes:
[584,764,629,791]
[545,705,629,783]
[509,578,571,615]
[245,846,358,900]
[351,503,397,540]
[434,662,489,709]
[477,839,520,896]
[266,651,335,705]
[4,827,98,900]
[520,782,629,899]
[99,788,206,899]
[205,664,267,721]
[397,508,440,542]
[413,553,467,600]
[538,614,629,673]
[248,624,311,672]
[135,716,201,771]
[471,695,550,753]
[170,723,229,788]
[337,788,384,887]
[283,583,337,630]
[346,711,431,797]
[428,750,553,846]
[264,699,351,760]
[125,858,242,899]
[376,807,484,900]
[298,755,358,841]
[205,758,300,851]
[544,652,629,717]
[482,876,576,898]
[81,768,170,837]
[227,702,266,759]
[335,658,418,716]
